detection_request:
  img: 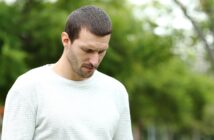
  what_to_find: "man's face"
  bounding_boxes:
[65,28,111,80]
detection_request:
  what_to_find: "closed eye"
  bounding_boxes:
[82,48,94,53]
[98,50,105,54]
[82,47,106,54]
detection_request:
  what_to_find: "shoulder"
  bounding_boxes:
[94,71,128,98]
[95,70,126,89]
[5,65,48,110]
[95,71,130,112]
[12,65,48,90]
[18,65,48,81]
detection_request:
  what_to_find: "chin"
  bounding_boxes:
[85,71,95,78]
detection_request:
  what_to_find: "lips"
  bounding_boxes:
[83,64,97,69]
[82,64,96,71]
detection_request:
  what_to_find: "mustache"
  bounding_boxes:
[82,63,97,69]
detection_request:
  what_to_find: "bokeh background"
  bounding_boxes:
[1,0,214,139]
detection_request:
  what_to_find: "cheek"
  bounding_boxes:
[69,47,81,59]
[99,53,106,62]
[76,51,90,64]
[67,47,80,63]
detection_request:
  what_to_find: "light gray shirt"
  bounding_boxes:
[2,65,133,140]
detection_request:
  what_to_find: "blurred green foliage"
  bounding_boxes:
[1,0,214,138]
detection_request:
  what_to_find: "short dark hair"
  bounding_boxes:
[65,5,112,43]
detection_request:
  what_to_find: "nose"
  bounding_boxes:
[89,52,99,67]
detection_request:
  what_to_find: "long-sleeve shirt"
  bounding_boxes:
[2,65,133,140]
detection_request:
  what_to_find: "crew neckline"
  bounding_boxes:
[44,64,97,87]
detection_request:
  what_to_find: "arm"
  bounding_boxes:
[113,87,133,140]
[1,86,36,140]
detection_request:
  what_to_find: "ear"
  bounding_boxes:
[61,32,70,48]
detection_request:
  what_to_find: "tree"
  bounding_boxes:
[173,0,214,71]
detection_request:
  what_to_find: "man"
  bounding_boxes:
[1,5,133,140]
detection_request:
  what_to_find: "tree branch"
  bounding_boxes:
[173,0,214,70]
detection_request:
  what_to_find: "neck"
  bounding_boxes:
[52,54,83,81]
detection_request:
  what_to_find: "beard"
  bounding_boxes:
[78,63,97,78]
[68,55,97,80]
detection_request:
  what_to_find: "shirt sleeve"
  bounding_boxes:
[1,84,36,140]
[113,87,133,140]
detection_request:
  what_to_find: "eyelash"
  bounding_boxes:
[83,49,104,54]
[85,49,93,53]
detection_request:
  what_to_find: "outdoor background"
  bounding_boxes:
[1,0,214,140]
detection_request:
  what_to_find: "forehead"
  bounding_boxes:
[75,28,111,50]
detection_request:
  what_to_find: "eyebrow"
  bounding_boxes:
[81,48,108,54]
[80,44,108,52]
